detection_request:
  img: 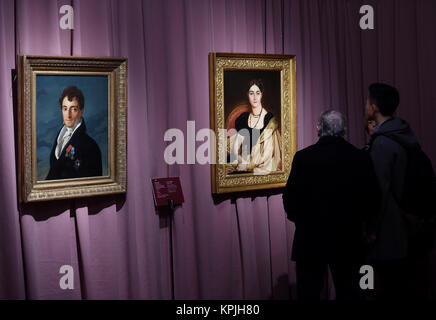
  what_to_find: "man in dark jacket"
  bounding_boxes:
[46,86,102,180]
[365,83,426,299]
[283,110,380,300]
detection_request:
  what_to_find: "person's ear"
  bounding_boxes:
[371,103,379,114]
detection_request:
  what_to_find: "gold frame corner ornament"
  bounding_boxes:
[209,52,297,194]
[17,55,128,202]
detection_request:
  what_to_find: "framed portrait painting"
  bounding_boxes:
[18,55,127,202]
[209,53,297,194]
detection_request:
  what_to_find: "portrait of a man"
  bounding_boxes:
[45,86,102,180]
[18,55,127,202]
[36,74,109,182]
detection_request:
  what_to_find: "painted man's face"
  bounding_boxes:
[62,97,83,128]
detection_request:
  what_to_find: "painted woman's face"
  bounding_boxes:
[248,84,262,108]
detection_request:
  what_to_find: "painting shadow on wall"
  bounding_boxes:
[19,194,126,221]
[19,199,73,221]
[76,194,126,216]
[212,188,285,206]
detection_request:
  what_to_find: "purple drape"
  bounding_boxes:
[0,0,26,300]
[1,0,436,299]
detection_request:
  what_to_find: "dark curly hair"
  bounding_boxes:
[59,86,85,110]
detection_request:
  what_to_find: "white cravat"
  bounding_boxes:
[55,118,82,159]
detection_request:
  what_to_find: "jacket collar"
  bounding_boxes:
[66,118,87,146]
[316,135,346,145]
[373,117,395,134]
[54,118,87,158]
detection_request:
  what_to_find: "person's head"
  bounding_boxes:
[247,79,264,109]
[59,86,85,128]
[317,109,347,138]
[366,83,400,120]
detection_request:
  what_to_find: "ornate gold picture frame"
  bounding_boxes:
[209,53,297,194]
[18,55,127,202]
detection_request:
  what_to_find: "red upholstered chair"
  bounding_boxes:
[226,104,250,137]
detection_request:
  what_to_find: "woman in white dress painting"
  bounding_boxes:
[227,79,282,175]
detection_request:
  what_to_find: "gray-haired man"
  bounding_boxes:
[283,110,380,300]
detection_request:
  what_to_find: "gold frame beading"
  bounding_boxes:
[209,53,297,194]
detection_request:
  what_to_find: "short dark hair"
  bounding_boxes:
[368,83,399,116]
[59,86,85,110]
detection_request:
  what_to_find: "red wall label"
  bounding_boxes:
[151,177,184,207]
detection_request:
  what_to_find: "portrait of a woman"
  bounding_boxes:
[227,79,282,175]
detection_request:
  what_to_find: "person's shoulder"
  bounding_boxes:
[294,143,318,158]
[299,137,349,154]
[337,139,372,159]
[371,134,398,151]
[341,139,362,152]
[290,145,318,168]
[235,112,249,130]
[236,112,249,121]
[79,133,100,152]
[352,144,373,161]
[263,111,274,126]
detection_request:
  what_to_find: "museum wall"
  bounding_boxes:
[1,0,436,299]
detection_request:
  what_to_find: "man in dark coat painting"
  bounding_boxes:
[282,110,381,300]
[46,86,102,180]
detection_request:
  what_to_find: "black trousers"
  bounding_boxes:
[296,260,362,300]
[373,254,431,300]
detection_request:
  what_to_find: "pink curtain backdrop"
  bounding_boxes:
[1,0,435,299]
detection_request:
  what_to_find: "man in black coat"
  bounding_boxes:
[46,86,102,180]
[283,110,380,300]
